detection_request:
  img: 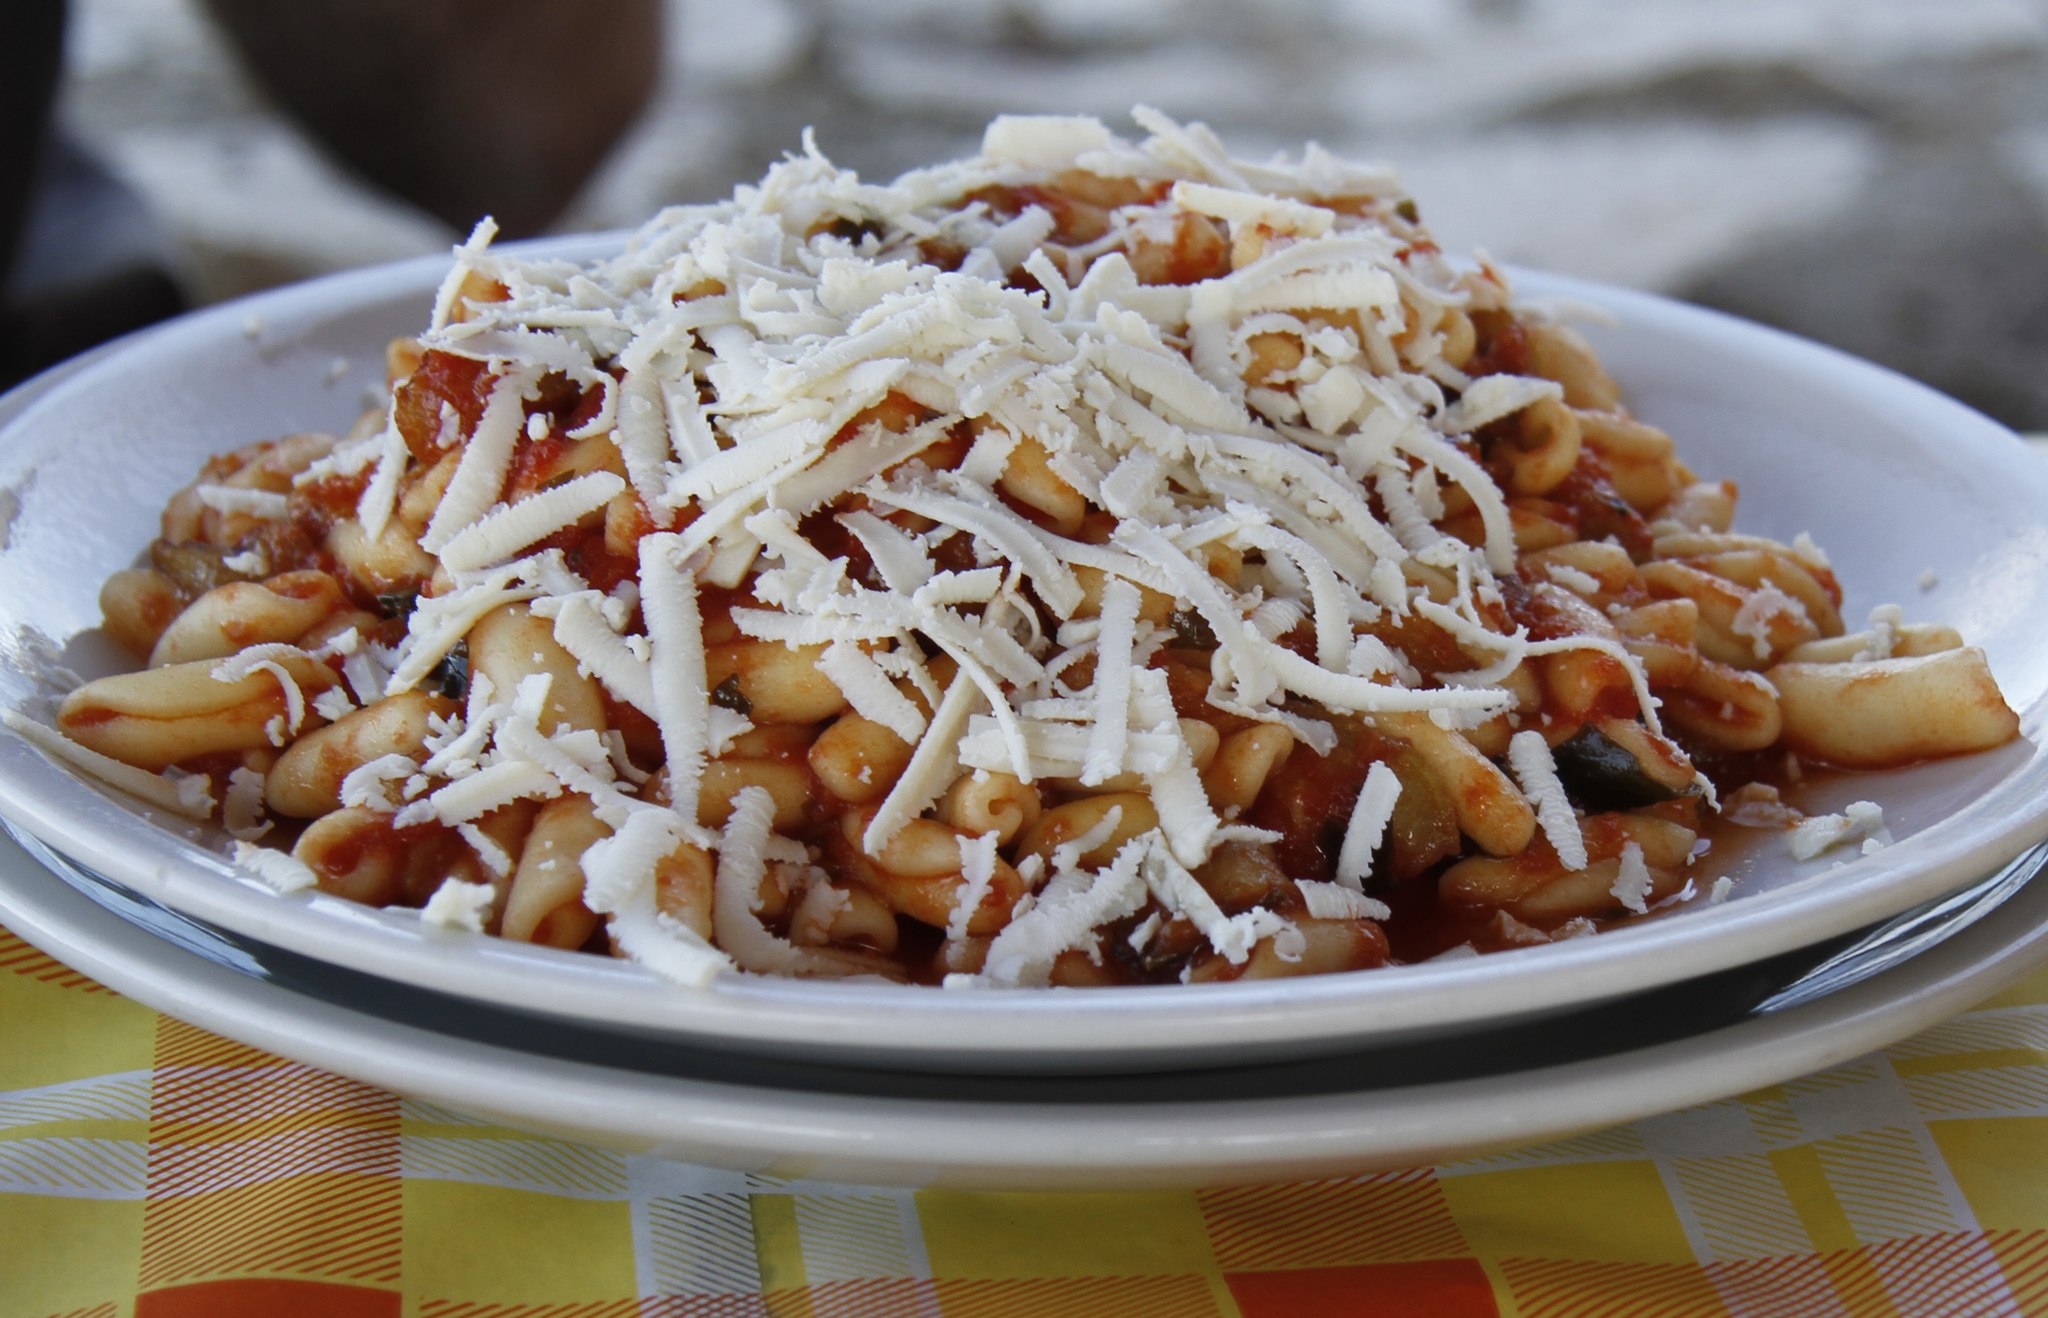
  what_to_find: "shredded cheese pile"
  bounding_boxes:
[292,109,1658,987]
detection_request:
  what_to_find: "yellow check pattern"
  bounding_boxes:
[6,920,2048,1318]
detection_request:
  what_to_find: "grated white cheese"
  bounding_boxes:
[873,482,1084,618]
[840,510,934,594]
[947,831,1002,946]
[1298,879,1392,922]
[1438,375,1561,433]
[385,560,544,694]
[580,805,699,925]
[611,898,736,986]
[1787,800,1890,861]
[1790,531,1830,571]
[1610,841,1652,914]
[193,484,289,519]
[233,842,317,894]
[1509,730,1587,871]
[435,471,625,573]
[1730,585,1807,662]
[1491,910,1551,946]
[222,767,271,840]
[1544,562,1603,597]
[549,591,656,716]
[421,369,536,552]
[1334,761,1402,889]
[400,759,559,828]
[1852,603,1905,663]
[355,422,410,543]
[978,838,1150,986]
[456,823,513,879]
[1138,833,1292,965]
[420,879,495,933]
[638,534,712,829]
[209,650,309,741]
[1131,672,1218,867]
[983,113,1118,167]
[709,786,836,977]
[339,754,420,813]
[817,641,927,744]
[1081,578,1141,786]
[864,671,982,855]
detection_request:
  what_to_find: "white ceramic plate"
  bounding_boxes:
[2,244,2046,1073]
[6,822,2048,1189]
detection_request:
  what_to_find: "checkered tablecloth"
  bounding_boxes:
[7,922,2048,1317]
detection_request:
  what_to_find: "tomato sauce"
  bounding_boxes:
[1464,313,1529,378]
[1550,455,1653,560]
[548,526,637,596]
[504,432,573,502]
[1247,721,1408,884]
[393,350,494,462]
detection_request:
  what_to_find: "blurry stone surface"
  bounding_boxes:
[46,0,2048,427]
[93,117,455,305]
[1391,119,1881,292]
[1685,139,2048,429]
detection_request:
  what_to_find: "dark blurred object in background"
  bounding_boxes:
[0,1,176,387]
[5,135,185,383]
[2,3,68,277]
[200,0,662,237]
[2,0,665,389]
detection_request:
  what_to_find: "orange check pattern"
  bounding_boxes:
[7,920,2048,1318]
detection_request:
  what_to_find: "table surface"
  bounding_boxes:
[6,915,2048,1318]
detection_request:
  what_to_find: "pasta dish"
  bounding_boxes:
[16,111,2021,988]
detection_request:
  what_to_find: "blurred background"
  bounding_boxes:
[8,0,2048,427]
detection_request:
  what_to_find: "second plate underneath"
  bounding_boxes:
[6,825,2046,1188]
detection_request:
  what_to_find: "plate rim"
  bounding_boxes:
[5,814,2048,1189]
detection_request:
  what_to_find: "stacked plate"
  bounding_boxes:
[2,247,2046,1189]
